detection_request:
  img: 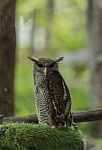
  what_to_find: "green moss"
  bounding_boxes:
[0,123,85,150]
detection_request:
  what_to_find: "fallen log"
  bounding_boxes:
[1,108,102,123]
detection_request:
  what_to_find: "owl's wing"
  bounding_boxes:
[61,74,72,116]
[48,71,71,117]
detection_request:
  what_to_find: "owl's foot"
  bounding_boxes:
[51,116,65,127]
[52,114,76,127]
[66,116,72,126]
[52,114,70,127]
[66,114,77,128]
[64,112,75,127]
[55,115,68,126]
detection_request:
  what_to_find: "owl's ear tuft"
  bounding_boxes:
[55,57,64,63]
[27,56,39,63]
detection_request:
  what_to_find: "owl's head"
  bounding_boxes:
[28,57,64,76]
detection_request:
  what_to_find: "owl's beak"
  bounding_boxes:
[44,67,47,76]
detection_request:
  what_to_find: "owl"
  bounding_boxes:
[28,57,73,127]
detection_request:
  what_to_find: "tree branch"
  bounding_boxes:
[1,108,102,123]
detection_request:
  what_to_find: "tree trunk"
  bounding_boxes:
[88,0,102,137]
[29,9,38,55]
[45,0,54,50]
[87,0,93,32]
[0,0,16,116]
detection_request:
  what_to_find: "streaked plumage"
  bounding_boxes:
[28,57,72,126]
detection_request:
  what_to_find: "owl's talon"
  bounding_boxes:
[66,116,72,126]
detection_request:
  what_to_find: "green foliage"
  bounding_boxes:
[15,58,36,115]
[0,123,85,150]
[16,0,86,50]
[51,3,86,50]
[71,86,90,111]
[16,0,44,20]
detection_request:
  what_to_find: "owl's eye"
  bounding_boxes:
[37,63,43,68]
[49,63,55,68]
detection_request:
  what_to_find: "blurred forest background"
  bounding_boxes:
[0,0,102,149]
[16,0,87,115]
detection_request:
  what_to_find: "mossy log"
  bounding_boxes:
[0,123,85,150]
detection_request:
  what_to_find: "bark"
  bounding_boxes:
[45,0,54,50]
[29,9,38,55]
[46,0,54,22]
[90,0,102,107]
[0,0,16,116]
[88,0,102,137]
[1,108,102,123]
